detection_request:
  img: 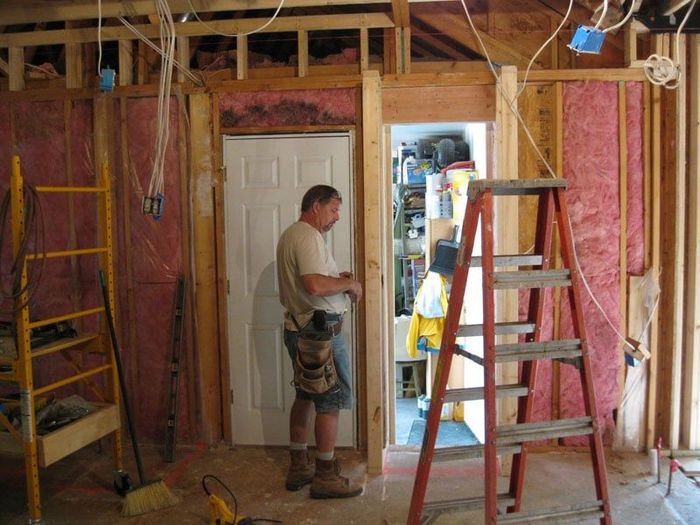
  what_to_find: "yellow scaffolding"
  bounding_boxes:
[0,156,123,523]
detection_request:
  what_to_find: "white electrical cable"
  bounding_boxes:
[147,0,177,200]
[459,0,645,357]
[117,16,202,85]
[643,0,696,89]
[516,0,573,100]
[603,0,637,33]
[185,0,286,38]
[593,0,609,31]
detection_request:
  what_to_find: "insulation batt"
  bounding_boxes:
[522,82,644,445]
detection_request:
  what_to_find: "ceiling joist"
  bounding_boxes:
[0,13,395,48]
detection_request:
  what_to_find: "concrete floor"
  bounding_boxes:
[1,442,699,524]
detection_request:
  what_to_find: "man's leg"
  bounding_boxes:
[310,406,362,499]
[286,398,316,491]
[314,409,339,456]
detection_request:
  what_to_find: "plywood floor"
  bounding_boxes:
[1,443,699,524]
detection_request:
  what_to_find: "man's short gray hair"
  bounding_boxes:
[301,185,342,212]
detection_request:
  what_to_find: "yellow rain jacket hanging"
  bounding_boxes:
[406,271,449,358]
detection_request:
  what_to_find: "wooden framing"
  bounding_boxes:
[683,34,700,449]
[362,70,384,474]
[495,66,519,467]
[668,34,686,449]
[189,92,222,443]
[647,34,663,448]
[0,14,394,48]
[236,35,248,81]
[8,47,24,92]
[618,82,628,407]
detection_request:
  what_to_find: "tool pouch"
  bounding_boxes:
[294,331,338,395]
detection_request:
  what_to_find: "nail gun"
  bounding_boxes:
[208,493,253,525]
[203,475,252,525]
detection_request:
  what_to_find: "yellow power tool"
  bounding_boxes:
[203,475,252,525]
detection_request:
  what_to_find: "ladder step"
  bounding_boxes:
[497,417,594,445]
[467,178,567,199]
[471,254,543,267]
[458,322,535,338]
[444,384,529,404]
[493,270,571,289]
[433,443,522,462]
[422,493,516,521]
[496,339,582,362]
[496,500,606,524]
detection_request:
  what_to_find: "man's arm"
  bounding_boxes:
[301,273,363,301]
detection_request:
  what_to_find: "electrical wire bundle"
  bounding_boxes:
[0,184,46,314]
[139,0,178,220]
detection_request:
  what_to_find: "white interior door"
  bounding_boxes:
[224,133,355,446]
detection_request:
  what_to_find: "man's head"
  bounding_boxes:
[300,185,343,233]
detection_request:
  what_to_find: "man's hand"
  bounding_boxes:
[342,273,362,303]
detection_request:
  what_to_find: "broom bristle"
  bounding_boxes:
[121,479,179,517]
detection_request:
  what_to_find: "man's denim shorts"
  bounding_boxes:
[284,323,353,413]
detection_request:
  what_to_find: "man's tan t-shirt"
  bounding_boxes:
[276,221,348,330]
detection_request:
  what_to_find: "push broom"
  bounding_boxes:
[99,271,179,516]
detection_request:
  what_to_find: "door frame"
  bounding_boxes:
[219,130,360,446]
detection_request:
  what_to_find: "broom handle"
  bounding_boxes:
[99,270,146,485]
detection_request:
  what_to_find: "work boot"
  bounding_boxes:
[310,457,363,499]
[286,449,315,491]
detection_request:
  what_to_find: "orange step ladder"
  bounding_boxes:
[407,178,611,525]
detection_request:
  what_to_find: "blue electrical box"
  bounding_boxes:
[568,25,606,55]
[100,68,116,92]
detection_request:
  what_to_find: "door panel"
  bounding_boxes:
[224,133,355,446]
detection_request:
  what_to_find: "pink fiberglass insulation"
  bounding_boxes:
[122,97,191,440]
[626,83,644,275]
[560,81,621,444]
[219,89,355,128]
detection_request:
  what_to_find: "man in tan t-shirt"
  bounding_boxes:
[276,184,363,498]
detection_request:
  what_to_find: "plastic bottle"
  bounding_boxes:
[402,155,416,185]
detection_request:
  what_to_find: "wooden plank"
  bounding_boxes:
[495,65,519,472]
[360,28,369,72]
[8,47,24,91]
[618,82,628,413]
[552,81,563,433]
[624,25,637,67]
[669,33,687,449]
[647,34,662,449]
[298,30,309,78]
[37,404,120,467]
[190,92,222,444]
[211,93,231,443]
[384,28,397,75]
[522,69,646,82]
[118,40,133,86]
[0,56,9,76]
[362,70,385,474]
[0,13,395,48]
[385,124,396,444]
[177,35,190,83]
[391,0,411,27]
[683,34,700,450]
[382,84,495,123]
[662,0,693,15]
[0,0,401,25]
[65,22,83,89]
[236,35,248,81]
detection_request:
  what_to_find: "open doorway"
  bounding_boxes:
[389,123,488,446]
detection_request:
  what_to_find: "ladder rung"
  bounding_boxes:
[456,346,483,365]
[444,384,529,404]
[28,307,105,330]
[31,333,100,359]
[472,255,543,268]
[26,247,108,261]
[496,417,593,445]
[493,270,571,289]
[433,443,522,462]
[496,500,606,524]
[35,185,107,193]
[422,493,516,520]
[458,322,535,338]
[467,178,567,199]
[496,339,582,362]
